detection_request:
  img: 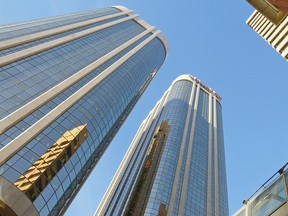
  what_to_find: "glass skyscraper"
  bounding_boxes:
[95,74,229,216]
[0,6,167,216]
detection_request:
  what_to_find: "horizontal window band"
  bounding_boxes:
[0,26,156,134]
[0,9,111,32]
[0,10,132,51]
[0,30,161,167]
[0,14,138,67]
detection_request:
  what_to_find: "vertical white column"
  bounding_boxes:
[167,81,196,215]
[213,96,219,216]
[176,84,200,215]
[206,92,213,216]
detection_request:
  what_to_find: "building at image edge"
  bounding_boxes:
[0,6,168,216]
[246,0,288,60]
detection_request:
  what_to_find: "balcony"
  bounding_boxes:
[233,170,288,216]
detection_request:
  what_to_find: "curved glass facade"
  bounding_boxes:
[0,6,167,216]
[96,75,228,216]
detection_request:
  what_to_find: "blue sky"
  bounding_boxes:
[1,0,288,215]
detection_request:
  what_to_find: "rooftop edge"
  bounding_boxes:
[173,74,222,102]
[112,5,169,55]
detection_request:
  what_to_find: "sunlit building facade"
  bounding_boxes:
[95,75,228,216]
[246,0,288,60]
[0,6,167,216]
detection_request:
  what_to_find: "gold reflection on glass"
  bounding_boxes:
[125,120,170,216]
[14,124,88,201]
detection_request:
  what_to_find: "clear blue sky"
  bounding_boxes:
[1,0,288,215]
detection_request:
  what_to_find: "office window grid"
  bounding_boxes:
[1,36,165,179]
[0,30,150,150]
[95,76,228,216]
[172,83,196,215]
[0,37,166,215]
[99,81,193,215]
[0,8,118,42]
[103,110,163,215]
[50,39,164,214]
[184,90,208,215]
[0,20,146,120]
[144,81,192,215]
[171,121,190,215]
[113,124,157,214]
[217,102,229,216]
[0,15,127,57]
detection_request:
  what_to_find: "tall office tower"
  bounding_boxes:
[246,0,288,60]
[95,75,228,216]
[0,6,167,216]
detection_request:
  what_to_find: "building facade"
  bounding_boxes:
[233,169,288,216]
[95,75,228,216]
[0,6,167,216]
[246,0,288,60]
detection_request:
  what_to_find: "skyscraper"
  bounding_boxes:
[246,0,288,60]
[0,6,167,216]
[95,75,228,216]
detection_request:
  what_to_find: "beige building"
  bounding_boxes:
[246,0,288,60]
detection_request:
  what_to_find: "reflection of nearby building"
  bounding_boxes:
[124,120,170,215]
[1,125,88,216]
[14,125,88,202]
[0,6,167,216]
[95,75,229,216]
[233,168,288,216]
[246,0,288,60]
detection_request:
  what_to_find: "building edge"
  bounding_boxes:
[112,5,169,55]
[172,74,222,102]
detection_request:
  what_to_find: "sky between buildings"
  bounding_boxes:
[1,0,288,215]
